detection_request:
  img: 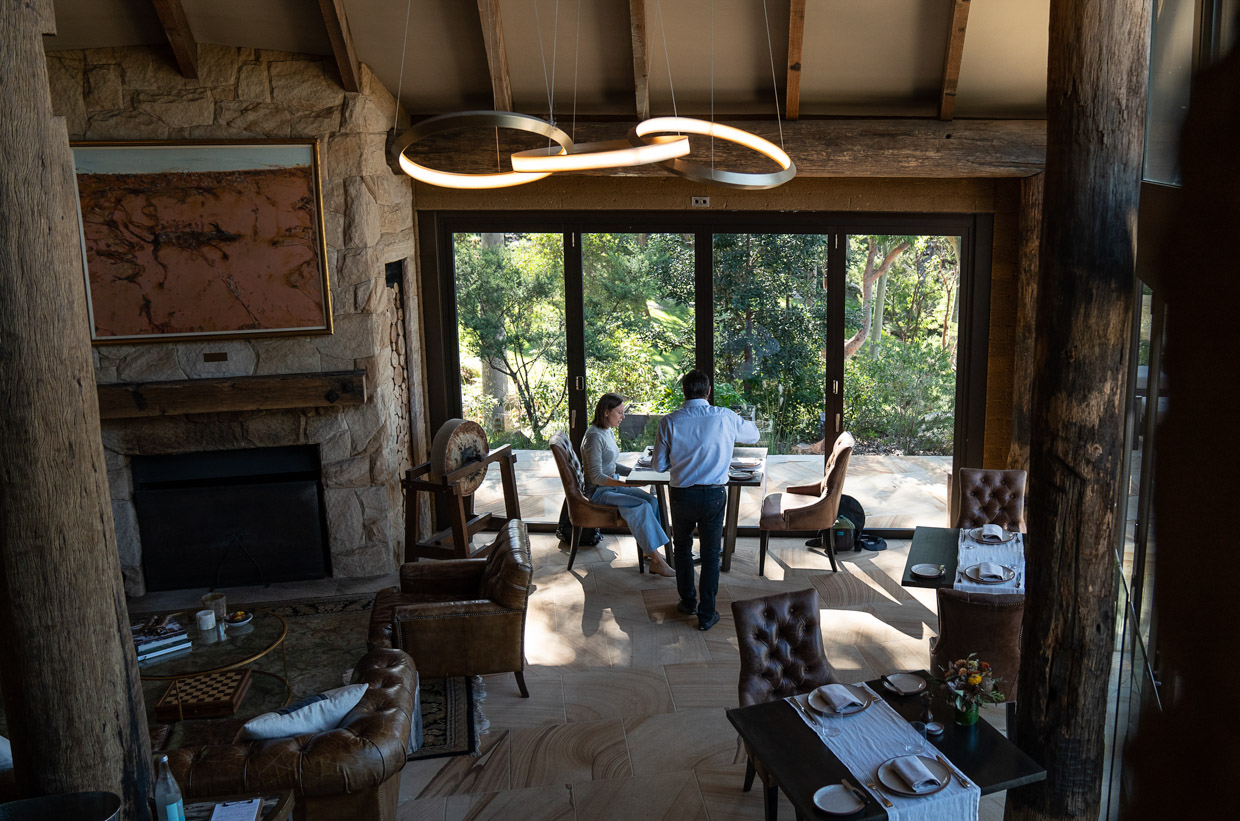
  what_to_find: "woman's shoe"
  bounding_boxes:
[646,554,676,577]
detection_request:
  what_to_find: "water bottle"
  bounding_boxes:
[154,754,185,821]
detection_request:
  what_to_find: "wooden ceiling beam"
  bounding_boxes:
[939,0,972,120]
[150,0,198,79]
[629,0,649,120]
[477,0,512,111]
[318,0,361,93]
[786,0,806,120]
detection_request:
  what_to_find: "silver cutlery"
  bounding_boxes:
[840,777,869,806]
[880,674,905,695]
[935,753,973,789]
[866,779,895,808]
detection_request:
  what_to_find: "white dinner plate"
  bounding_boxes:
[728,470,755,481]
[876,755,951,797]
[967,527,1018,544]
[813,784,865,815]
[910,563,944,579]
[963,564,1016,584]
[808,684,872,716]
[881,673,928,695]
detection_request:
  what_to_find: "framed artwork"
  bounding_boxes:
[71,140,333,343]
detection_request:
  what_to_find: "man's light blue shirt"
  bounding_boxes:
[654,399,761,488]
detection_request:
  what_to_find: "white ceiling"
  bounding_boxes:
[43,0,1050,120]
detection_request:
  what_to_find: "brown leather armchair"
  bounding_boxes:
[549,432,655,573]
[955,468,1027,532]
[930,587,1025,737]
[732,588,838,821]
[165,647,415,821]
[369,518,533,697]
[758,432,855,574]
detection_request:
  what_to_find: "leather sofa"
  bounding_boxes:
[369,518,532,697]
[165,647,416,821]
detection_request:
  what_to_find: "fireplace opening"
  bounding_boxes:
[133,445,330,592]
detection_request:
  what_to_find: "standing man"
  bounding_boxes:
[654,369,760,630]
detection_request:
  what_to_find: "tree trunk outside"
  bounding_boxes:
[1005,1,1150,819]
[479,233,508,429]
[868,271,888,356]
[1007,173,1044,472]
[0,2,152,817]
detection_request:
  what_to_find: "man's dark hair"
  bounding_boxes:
[681,369,711,400]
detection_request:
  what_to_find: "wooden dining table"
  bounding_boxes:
[900,526,965,589]
[726,672,1046,820]
[624,446,766,572]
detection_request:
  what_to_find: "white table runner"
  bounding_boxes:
[790,684,980,820]
[954,530,1025,593]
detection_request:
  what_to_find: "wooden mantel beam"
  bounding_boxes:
[629,0,649,120]
[477,0,512,111]
[939,0,971,120]
[786,0,806,120]
[318,0,361,93]
[150,0,198,79]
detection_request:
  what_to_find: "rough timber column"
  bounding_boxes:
[0,2,152,817]
[1006,0,1150,819]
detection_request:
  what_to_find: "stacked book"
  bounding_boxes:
[132,616,191,662]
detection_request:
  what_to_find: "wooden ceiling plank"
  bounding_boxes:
[786,0,806,120]
[939,0,972,120]
[477,0,512,111]
[150,0,198,79]
[629,0,649,120]
[318,0,361,93]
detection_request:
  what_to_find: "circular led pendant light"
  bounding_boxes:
[629,117,796,190]
[390,111,574,190]
[510,134,691,173]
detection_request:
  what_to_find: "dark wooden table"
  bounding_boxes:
[182,791,293,821]
[726,673,1045,820]
[900,526,962,589]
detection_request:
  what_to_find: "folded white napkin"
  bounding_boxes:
[892,755,940,793]
[978,561,1006,580]
[819,684,862,712]
[979,523,1005,541]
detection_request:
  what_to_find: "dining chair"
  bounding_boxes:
[955,468,1027,532]
[732,588,839,821]
[930,587,1025,738]
[548,432,649,573]
[757,432,855,575]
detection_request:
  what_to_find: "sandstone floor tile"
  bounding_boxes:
[407,729,510,798]
[562,666,674,722]
[480,671,565,728]
[444,783,574,821]
[664,661,742,711]
[855,638,932,678]
[624,708,740,776]
[508,718,632,788]
[396,796,446,821]
[694,763,797,821]
[609,619,712,668]
[571,769,707,820]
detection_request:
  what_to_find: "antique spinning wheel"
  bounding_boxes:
[429,418,490,495]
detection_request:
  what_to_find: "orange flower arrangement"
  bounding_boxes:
[940,653,1005,713]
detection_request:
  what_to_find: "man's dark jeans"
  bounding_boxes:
[669,485,727,619]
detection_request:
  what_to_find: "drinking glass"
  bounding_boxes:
[818,707,842,739]
[903,721,927,754]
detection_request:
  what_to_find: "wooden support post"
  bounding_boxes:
[1007,1,1150,818]
[628,0,649,120]
[938,0,971,120]
[476,0,513,111]
[1007,172,1043,473]
[785,0,806,120]
[318,0,361,93]
[0,1,152,817]
[150,0,199,79]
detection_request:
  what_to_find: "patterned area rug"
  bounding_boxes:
[131,594,479,759]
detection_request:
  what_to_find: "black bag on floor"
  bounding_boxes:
[555,501,601,546]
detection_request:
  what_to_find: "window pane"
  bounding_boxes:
[1144,0,1195,185]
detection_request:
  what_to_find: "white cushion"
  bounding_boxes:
[0,735,12,770]
[241,684,367,740]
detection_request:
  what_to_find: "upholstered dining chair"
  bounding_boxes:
[955,468,1028,532]
[549,432,653,573]
[758,432,855,575]
[930,587,1025,738]
[732,588,839,821]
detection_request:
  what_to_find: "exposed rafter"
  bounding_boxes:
[785,0,806,120]
[476,0,512,111]
[318,0,361,92]
[150,0,198,79]
[628,0,649,120]
[939,0,972,120]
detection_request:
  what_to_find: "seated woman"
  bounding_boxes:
[581,393,676,577]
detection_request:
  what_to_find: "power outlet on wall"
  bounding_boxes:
[691,196,710,207]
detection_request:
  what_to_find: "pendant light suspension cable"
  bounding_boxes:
[761,0,785,150]
[393,0,413,131]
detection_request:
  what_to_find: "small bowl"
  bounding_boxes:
[925,721,945,736]
[224,611,253,627]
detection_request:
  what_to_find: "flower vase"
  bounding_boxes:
[954,702,980,726]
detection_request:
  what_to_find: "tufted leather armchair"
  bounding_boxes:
[930,587,1025,739]
[369,518,532,697]
[165,647,416,821]
[955,468,1027,532]
[731,588,838,820]
[549,432,653,573]
[758,432,854,575]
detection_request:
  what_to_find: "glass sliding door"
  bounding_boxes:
[582,232,695,450]
[453,232,566,523]
[842,234,959,529]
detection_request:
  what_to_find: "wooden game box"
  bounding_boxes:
[155,669,253,720]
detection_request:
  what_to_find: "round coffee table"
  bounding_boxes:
[139,609,290,721]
